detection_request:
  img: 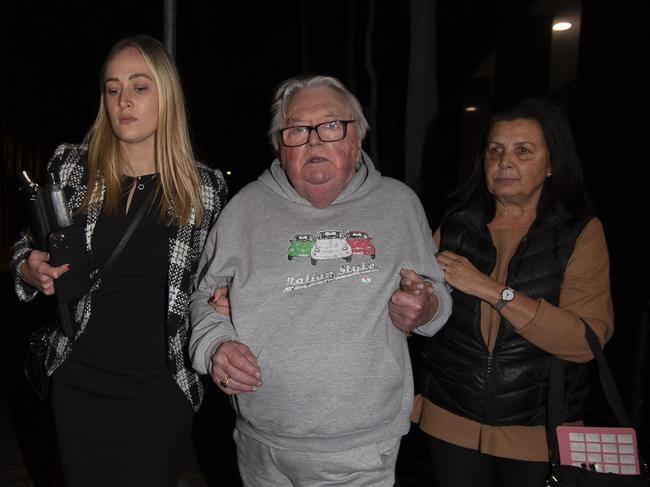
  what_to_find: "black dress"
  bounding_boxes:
[52,175,193,487]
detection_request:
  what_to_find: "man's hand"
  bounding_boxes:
[389,269,438,334]
[210,341,262,395]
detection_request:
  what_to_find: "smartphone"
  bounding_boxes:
[48,225,91,302]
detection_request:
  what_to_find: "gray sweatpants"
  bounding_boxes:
[234,429,401,487]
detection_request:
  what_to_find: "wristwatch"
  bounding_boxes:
[494,286,515,311]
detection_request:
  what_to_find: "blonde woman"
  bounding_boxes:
[10,35,226,486]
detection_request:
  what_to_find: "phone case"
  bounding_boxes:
[556,425,641,475]
[48,225,91,303]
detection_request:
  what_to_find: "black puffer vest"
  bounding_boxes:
[422,205,592,426]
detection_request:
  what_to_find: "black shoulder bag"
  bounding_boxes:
[24,189,155,400]
[546,319,649,486]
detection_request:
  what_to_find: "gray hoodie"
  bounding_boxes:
[189,153,452,451]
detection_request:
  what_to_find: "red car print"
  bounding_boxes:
[345,231,376,259]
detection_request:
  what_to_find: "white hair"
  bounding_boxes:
[268,75,369,153]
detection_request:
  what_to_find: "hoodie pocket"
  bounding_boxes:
[239,337,405,438]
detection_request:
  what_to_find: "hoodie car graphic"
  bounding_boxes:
[310,230,352,265]
[287,233,315,260]
[345,230,376,259]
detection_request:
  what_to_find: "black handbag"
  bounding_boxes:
[24,323,53,400]
[546,319,649,486]
[23,189,155,400]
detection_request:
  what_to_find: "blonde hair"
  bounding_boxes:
[80,35,203,225]
[268,75,369,153]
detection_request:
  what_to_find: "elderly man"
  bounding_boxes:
[189,75,452,486]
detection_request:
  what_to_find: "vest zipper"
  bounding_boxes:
[483,351,494,420]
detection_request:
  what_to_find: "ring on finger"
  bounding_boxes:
[443,263,448,272]
[220,375,231,388]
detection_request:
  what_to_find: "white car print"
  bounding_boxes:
[310,230,352,265]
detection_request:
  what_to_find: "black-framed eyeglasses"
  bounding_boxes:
[280,120,356,147]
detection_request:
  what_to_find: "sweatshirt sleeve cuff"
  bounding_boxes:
[413,282,453,337]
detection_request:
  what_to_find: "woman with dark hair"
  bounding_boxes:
[10,35,226,486]
[413,98,614,486]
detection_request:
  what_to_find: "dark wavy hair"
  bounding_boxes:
[448,98,591,221]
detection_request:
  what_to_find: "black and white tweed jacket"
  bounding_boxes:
[10,144,227,410]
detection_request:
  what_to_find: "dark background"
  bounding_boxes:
[1,1,649,485]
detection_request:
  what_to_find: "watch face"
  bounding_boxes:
[501,288,515,301]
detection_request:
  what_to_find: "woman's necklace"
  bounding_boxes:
[123,174,157,213]
[134,173,157,191]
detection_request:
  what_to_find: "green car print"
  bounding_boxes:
[288,233,315,260]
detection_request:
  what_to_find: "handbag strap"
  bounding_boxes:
[583,320,632,427]
[59,188,155,337]
[90,187,155,287]
[547,318,632,463]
